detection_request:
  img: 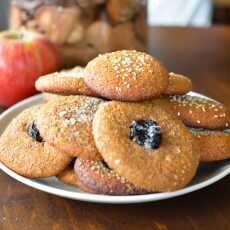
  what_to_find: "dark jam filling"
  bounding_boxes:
[129,119,162,150]
[27,121,43,143]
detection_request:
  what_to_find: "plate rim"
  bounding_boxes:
[0,93,229,204]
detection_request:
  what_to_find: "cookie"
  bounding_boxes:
[111,22,144,51]
[36,66,98,96]
[85,21,114,53]
[36,96,104,159]
[57,160,90,192]
[74,158,147,195]
[57,161,80,186]
[10,3,23,30]
[169,95,230,129]
[191,128,230,162]
[0,106,72,178]
[106,0,141,23]
[59,45,98,68]
[42,93,63,102]
[76,0,105,8]
[93,101,199,192]
[35,5,81,45]
[84,50,169,101]
[133,7,147,43]
[164,73,192,95]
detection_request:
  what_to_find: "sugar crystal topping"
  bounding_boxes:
[89,160,130,185]
[169,95,229,121]
[58,98,103,127]
[109,50,152,76]
[170,95,225,111]
[54,67,85,79]
[170,95,220,107]
[99,50,154,92]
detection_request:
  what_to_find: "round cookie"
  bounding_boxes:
[0,106,72,178]
[164,72,192,95]
[57,160,90,192]
[36,96,104,159]
[36,66,98,96]
[84,50,169,101]
[93,101,199,192]
[74,158,148,195]
[191,128,230,162]
[169,95,230,129]
[106,0,141,23]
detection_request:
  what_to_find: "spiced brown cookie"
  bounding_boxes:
[169,95,230,129]
[106,0,141,23]
[74,158,148,195]
[85,21,114,53]
[164,73,192,95]
[0,106,72,178]
[35,5,81,45]
[111,22,144,51]
[191,128,230,162]
[76,0,105,8]
[36,66,98,96]
[36,96,104,159]
[59,45,98,68]
[57,160,90,192]
[93,101,199,192]
[42,93,63,102]
[84,50,169,101]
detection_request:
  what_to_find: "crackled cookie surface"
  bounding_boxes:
[36,66,98,96]
[85,50,169,101]
[169,95,230,129]
[37,96,104,159]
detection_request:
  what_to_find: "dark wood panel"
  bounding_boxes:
[148,26,230,106]
[0,26,230,230]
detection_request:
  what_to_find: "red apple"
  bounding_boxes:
[0,30,61,107]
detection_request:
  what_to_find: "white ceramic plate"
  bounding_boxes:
[0,93,229,204]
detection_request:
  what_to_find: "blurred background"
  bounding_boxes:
[0,0,10,30]
[1,0,230,30]
[0,0,230,106]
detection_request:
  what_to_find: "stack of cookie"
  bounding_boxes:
[0,50,229,195]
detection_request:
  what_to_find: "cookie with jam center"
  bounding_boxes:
[36,66,99,96]
[93,101,199,192]
[164,72,192,95]
[84,50,169,101]
[191,128,230,162]
[0,105,72,178]
[36,96,104,159]
[74,158,148,195]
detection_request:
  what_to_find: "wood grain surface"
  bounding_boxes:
[0,26,230,230]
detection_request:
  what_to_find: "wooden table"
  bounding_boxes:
[0,27,230,230]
